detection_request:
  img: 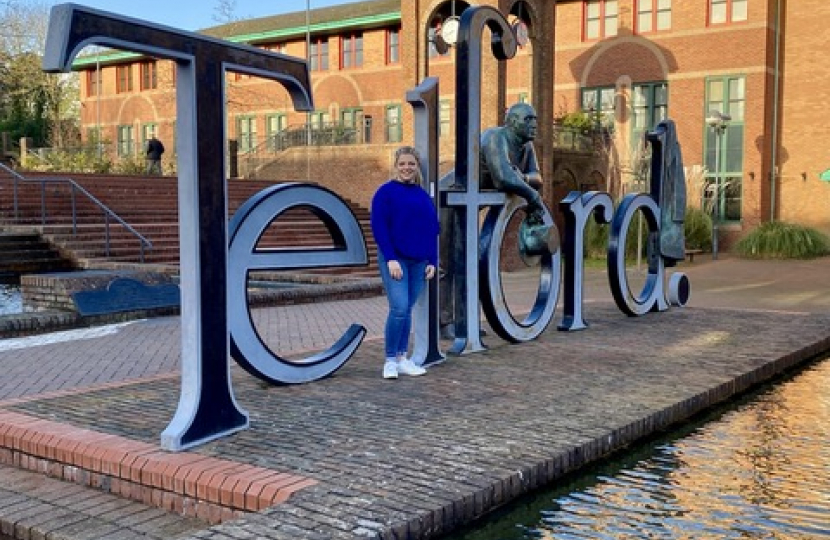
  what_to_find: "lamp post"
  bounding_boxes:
[706,110,731,260]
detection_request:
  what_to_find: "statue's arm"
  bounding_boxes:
[482,135,525,190]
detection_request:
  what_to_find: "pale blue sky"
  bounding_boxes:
[42,0,365,31]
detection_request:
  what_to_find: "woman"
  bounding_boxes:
[370,146,439,379]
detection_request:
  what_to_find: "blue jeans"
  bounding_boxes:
[378,254,428,359]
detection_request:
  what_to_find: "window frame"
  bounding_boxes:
[384,105,402,143]
[386,27,401,65]
[139,61,157,91]
[309,38,329,72]
[265,113,288,151]
[580,86,617,130]
[635,0,672,34]
[704,75,745,223]
[85,69,101,98]
[236,115,258,153]
[708,0,748,25]
[583,0,618,41]
[340,32,364,70]
[117,125,134,157]
[116,65,133,94]
[141,123,157,146]
[631,81,668,144]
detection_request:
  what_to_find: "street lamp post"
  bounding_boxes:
[706,110,731,260]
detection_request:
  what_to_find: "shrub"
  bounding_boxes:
[683,206,712,251]
[558,111,596,133]
[582,212,650,259]
[24,147,113,174]
[735,221,830,259]
[583,205,709,259]
[113,156,147,175]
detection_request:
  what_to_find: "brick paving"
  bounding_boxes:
[0,256,829,539]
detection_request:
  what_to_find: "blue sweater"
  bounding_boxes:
[370,180,439,266]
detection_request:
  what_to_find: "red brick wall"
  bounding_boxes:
[74,0,830,240]
[777,0,830,234]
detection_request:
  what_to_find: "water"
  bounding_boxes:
[0,283,22,315]
[446,358,830,540]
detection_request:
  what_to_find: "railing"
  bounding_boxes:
[552,123,606,152]
[237,122,363,179]
[243,122,363,158]
[0,163,153,262]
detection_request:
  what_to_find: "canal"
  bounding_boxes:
[445,357,830,539]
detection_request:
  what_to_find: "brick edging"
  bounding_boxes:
[0,410,317,524]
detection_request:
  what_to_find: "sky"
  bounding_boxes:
[35,0,366,32]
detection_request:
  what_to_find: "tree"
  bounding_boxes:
[0,0,80,153]
[212,0,240,25]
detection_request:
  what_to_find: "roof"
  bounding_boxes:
[73,0,401,69]
[202,0,400,41]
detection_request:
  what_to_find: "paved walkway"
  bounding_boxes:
[0,255,829,539]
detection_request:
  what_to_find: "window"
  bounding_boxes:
[583,83,667,141]
[636,0,671,33]
[236,116,257,153]
[309,111,330,130]
[116,65,133,93]
[141,123,157,148]
[139,61,157,91]
[266,114,287,151]
[581,86,616,129]
[339,108,362,143]
[709,0,747,24]
[386,27,400,64]
[341,108,363,130]
[264,43,286,54]
[704,76,745,222]
[631,82,668,144]
[309,38,329,71]
[341,33,363,69]
[117,125,134,157]
[439,100,451,137]
[86,69,101,98]
[385,105,402,143]
[584,0,618,40]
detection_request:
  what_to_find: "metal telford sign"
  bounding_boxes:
[44,5,689,451]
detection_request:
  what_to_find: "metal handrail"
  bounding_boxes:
[0,163,153,262]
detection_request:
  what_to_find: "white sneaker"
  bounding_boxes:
[383,361,398,379]
[397,358,426,376]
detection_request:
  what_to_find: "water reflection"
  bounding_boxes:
[0,283,22,315]
[447,358,830,539]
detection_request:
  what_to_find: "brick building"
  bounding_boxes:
[73,0,830,240]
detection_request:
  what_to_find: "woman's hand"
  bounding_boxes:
[387,260,403,280]
[425,264,436,280]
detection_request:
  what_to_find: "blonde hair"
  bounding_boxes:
[392,146,423,183]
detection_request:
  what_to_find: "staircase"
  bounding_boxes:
[0,172,379,278]
[0,230,76,282]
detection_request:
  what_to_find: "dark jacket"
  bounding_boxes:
[146,138,165,160]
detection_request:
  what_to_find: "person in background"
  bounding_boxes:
[145,134,165,175]
[370,146,439,380]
